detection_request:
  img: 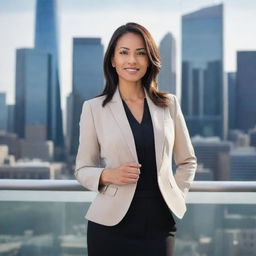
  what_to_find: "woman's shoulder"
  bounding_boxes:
[165,93,177,106]
[164,93,180,118]
[82,95,106,108]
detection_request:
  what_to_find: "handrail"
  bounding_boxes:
[0,180,256,192]
[0,179,83,191]
[191,181,256,192]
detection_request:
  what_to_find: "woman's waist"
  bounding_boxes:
[133,189,162,198]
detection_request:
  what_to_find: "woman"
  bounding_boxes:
[75,22,197,256]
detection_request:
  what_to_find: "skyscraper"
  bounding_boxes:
[235,51,256,131]
[249,127,256,147]
[227,72,236,130]
[230,147,256,181]
[70,38,104,155]
[158,32,176,94]
[66,92,73,154]
[181,4,225,139]
[14,48,50,140]
[7,105,15,134]
[192,136,231,180]
[0,93,8,133]
[14,49,54,161]
[35,0,64,158]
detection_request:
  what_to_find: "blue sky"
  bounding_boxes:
[0,0,255,130]
[1,0,256,12]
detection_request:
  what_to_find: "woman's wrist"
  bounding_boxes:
[100,168,112,185]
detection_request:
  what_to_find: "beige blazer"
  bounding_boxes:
[75,86,197,226]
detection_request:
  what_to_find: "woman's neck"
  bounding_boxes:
[118,81,145,101]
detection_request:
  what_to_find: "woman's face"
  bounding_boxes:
[111,32,149,84]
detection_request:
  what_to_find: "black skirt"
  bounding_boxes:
[87,190,177,256]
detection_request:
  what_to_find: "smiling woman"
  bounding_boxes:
[99,22,171,108]
[111,33,149,85]
[75,22,197,256]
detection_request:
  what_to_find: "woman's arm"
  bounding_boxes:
[172,95,197,198]
[75,100,106,192]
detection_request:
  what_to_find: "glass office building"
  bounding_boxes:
[158,32,176,94]
[0,93,8,132]
[227,72,236,130]
[236,51,256,131]
[14,49,50,139]
[181,4,225,139]
[70,38,104,155]
[35,0,64,153]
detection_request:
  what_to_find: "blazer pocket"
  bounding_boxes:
[102,184,118,197]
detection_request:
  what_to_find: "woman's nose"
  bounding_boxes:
[127,53,137,64]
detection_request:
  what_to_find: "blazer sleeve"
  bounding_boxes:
[172,94,197,198]
[74,100,106,193]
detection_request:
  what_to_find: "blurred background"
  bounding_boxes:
[0,0,256,255]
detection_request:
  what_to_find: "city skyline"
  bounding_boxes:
[0,0,255,129]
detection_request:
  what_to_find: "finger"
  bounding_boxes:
[127,162,142,168]
[123,177,139,184]
[125,170,140,176]
[124,173,139,179]
[127,168,141,174]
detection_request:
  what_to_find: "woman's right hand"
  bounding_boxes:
[100,162,141,186]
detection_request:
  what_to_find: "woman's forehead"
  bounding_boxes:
[116,33,145,48]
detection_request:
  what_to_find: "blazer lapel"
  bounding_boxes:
[144,87,165,174]
[108,86,165,173]
[108,87,139,163]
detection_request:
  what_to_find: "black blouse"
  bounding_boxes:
[122,98,162,195]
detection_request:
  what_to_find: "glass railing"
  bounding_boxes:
[0,180,256,256]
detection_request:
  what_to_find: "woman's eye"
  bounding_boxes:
[137,52,146,55]
[120,51,128,55]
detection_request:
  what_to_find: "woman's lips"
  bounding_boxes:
[124,68,139,74]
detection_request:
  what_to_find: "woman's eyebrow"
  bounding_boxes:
[119,47,146,51]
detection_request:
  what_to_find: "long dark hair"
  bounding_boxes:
[97,22,170,108]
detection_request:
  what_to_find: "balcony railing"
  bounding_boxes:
[0,180,256,256]
[1,179,256,191]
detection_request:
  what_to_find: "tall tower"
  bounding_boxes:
[181,4,225,139]
[236,51,256,131]
[227,72,236,130]
[0,93,8,133]
[70,38,104,155]
[14,49,50,141]
[35,0,64,158]
[158,32,176,94]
